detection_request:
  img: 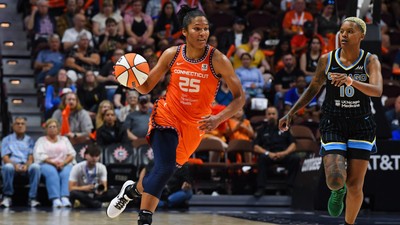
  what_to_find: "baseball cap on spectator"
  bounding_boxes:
[60,87,73,97]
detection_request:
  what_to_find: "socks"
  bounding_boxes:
[126,183,141,199]
[138,210,153,225]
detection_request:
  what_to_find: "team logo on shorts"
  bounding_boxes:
[113,146,129,162]
[201,64,208,71]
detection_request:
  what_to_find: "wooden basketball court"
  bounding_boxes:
[0,208,276,225]
[2,206,400,225]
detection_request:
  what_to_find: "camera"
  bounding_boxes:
[94,183,105,192]
[139,95,149,105]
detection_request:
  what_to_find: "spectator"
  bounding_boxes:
[153,2,183,48]
[290,20,325,58]
[56,0,79,37]
[98,18,126,64]
[272,38,292,73]
[95,100,115,130]
[392,50,400,77]
[77,70,107,119]
[215,78,233,106]
[385,96,400,140]
[26,0,57,52]
[226,108,254,141]
[97,109,129,147]
[253,106,300,197]
[235,52,265,100]
[124,0,155,48]
[65,33,101,83]
[225,108,254,166]
[176,0,204,13]
[145,0,177,21]
[0,117,41,208]
[34,118,76,208]
[124,95,151,144]
[52,92,94,144]
[274,53,305,109]
[62,13,94,52]
[233,30,271,74]
[119,90,139,122]
[283,75,318,121]
[98,48,123,101]
[44,69,76,120]
[202,103,229,150]
[34,34,65,84]
[299,37,323,83]
[69,144,117,208]
[91,0,124,40]
[218,17,249,55]
[282,0,314,37]
[113,84,130,112]
[316,0,340,37]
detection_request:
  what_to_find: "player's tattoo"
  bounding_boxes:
[323,154,347,190]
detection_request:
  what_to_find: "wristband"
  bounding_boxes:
[345,76,353,86]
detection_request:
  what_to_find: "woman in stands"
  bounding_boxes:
[34,118,76,208]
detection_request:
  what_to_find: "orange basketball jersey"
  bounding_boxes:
[166,44,220,124]
[148,44,221,165]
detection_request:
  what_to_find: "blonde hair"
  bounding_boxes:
[44,118,60,135]
[343,17,367,35]
[96,100,115,129]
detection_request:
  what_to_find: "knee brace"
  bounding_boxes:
[138,210,153,225]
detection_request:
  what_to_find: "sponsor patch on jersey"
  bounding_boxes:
[354,65,364,73]
[201,64,208,71]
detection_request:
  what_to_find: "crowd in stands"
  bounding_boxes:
[2,0,400,208]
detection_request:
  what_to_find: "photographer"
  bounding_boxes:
[124,94,152,145]
[69,144,116,208]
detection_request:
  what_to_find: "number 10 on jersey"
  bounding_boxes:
[340,85,354,97]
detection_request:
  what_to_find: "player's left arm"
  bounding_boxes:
[353,54,383,97]
[332,54,383,97]
[212,50,246,125]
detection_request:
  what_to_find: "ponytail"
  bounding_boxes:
[177,4,206,29]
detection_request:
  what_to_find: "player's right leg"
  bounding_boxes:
[107,128,179,220]
[323,153,347,217]
[320,116,348,217]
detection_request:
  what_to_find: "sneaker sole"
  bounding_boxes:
[106,180,135,218]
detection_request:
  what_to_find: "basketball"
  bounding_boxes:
[114,53,150,89]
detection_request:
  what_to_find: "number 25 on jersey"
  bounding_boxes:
[179,77,200,93]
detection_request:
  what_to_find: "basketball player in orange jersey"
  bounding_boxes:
[107,5,245,225]
[279,17,382,225]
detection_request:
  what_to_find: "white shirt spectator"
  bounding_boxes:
[62,28,94,48]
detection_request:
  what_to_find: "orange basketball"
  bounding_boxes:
[114,53,150,89]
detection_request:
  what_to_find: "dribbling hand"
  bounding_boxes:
[278,114,292,132]
[198,115,220,132]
